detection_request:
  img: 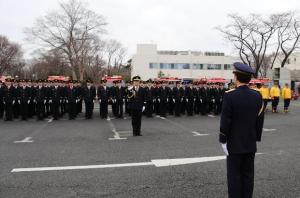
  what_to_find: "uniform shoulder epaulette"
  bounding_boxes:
[225,88,236,93]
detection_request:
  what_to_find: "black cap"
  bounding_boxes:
[233,62,255,75]
[132,76,141,81]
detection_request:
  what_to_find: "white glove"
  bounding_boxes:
[142,106,145,112]
[44,100,47,104]
[187,99,189,102]
[158,99,160,102]
[18,100,21,104]
[60,100,62,103]
[66,100,68,104]
[12,100,15,105]
[49,100,52,104]
[173,99,175,103]
[221,143,229,156]
[167,98,169,102]
[200,99,203,103]
[212,99,215,103]
[27,100,30,104]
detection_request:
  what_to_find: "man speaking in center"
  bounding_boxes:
[219,62,265,198]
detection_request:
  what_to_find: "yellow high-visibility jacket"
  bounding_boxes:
[270,86,280,98]
[282,87,292,99]
[260,87,270,99]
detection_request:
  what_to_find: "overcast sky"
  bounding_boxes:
[1,0,300,58]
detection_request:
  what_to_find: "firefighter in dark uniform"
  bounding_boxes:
[128,76,146,136]
[83,80,96,119]
[168,82,174,115]
[180,82,186,115]
[44,80,52,117]
[115,80,125,118]
[0,80,4,119]
[173,81,182,117]
[111,81,118,116]
[154,81,161,115]
[75,81,83,115]
[28,80,36,118]
[144,79,154,118]
[97,79,110,119]
[66,80,78,120]
[50,80,62,120]
[158,80,169,118]
[200,82,209,115]
[3,79,15,121]
[219,62,264,198]
[193,82,200,115]
[18,80,30,120]
[35,80,47,120]
[12,79,20,119]
[185,82,194,116]
[214,83,222,115]
[60,81,67,117]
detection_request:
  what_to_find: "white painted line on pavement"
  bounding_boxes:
[12,162,153,172]
[151,156,225,167]
[191,131,209,136]
[107,116,128,140]
[14,137,34,143]
[207,114,216,118]
[11,155,227,173]
[263,128,277,132]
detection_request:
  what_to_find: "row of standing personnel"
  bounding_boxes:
[0,79,227,121]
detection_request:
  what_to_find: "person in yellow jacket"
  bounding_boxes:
[270,82,280,113]
[282,83,292,113]
[260,84,270,112]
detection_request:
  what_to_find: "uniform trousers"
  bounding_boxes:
[131,109,142,135]
[227,153,255,198]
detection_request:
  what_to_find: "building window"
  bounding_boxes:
[149,63,159,69]
[224,64,232,70]
[175,63,190,69]
[207,64,222,70]
[151,63,191,70]
[160,63,173,69]
[193,64,204,70]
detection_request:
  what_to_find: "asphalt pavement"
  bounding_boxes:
[0,101,299,198]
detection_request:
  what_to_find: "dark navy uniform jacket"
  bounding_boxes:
[219,85,264,154]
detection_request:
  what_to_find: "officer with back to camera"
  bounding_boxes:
[219,62,265,198]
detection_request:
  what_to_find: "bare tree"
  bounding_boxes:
[259,54,272,77]
[217,13,283,77]
[105,39,122,75]
[25,0,107,80]
[0,35,23,75]
[276,12,300,68]
[28,49,72,79]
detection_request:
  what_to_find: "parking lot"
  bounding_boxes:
[0,101,300,198]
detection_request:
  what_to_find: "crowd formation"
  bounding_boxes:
[0,78,293,122]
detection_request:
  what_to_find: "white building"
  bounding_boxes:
[270,52,300,88]
[131,44,239,81]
